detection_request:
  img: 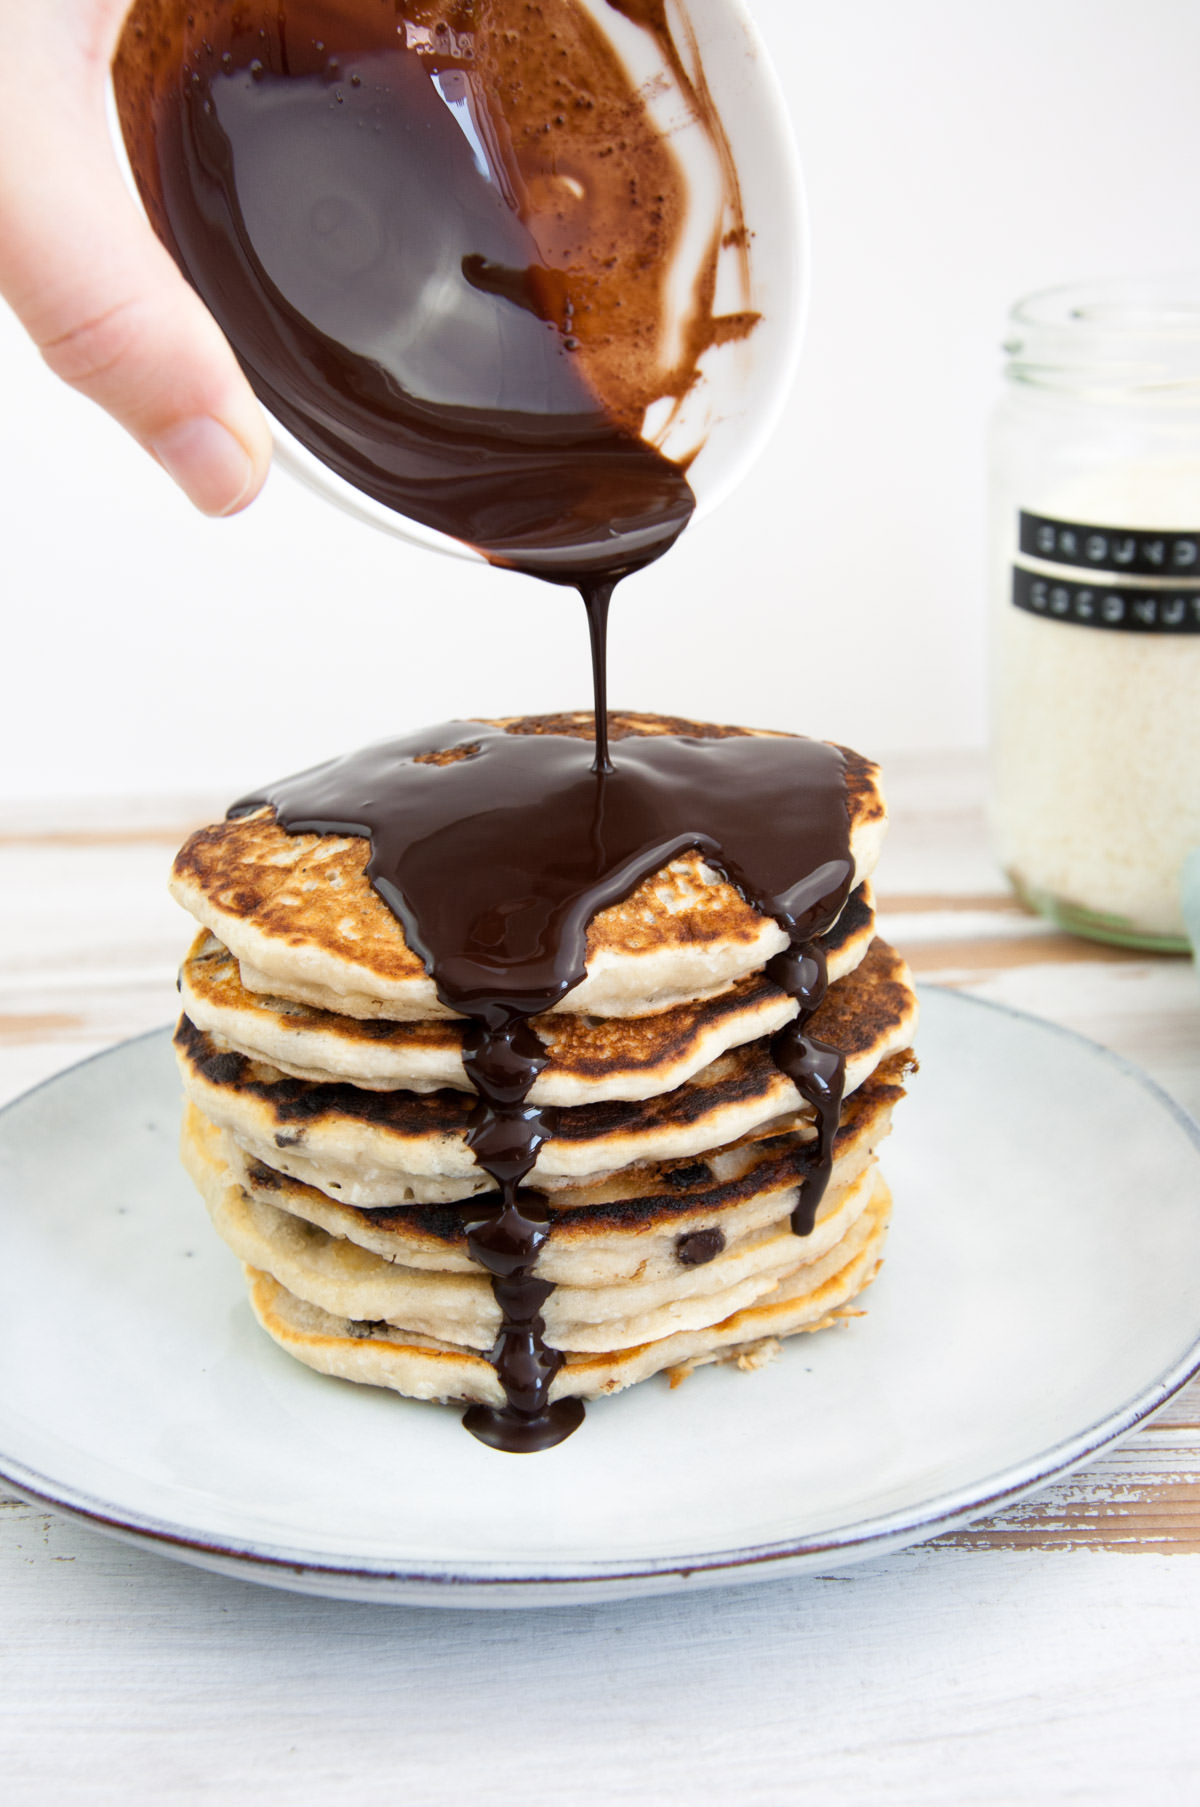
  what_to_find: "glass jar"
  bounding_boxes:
[990,274,1200,952]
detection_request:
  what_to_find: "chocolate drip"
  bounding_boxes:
[459,1015,581,1448]
[234,723,855,1449]
[462,1191,585,1452]
[766,944,846,1236]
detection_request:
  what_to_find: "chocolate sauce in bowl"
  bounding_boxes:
[232,721,855,1449]
[113,0,711,580]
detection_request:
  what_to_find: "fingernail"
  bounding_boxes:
[150,416,256,517]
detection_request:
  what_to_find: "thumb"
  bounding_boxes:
[0,6,272,516]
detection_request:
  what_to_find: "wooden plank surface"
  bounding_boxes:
[2,760,1200,1800]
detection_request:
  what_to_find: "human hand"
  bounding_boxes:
[0,0,271,516]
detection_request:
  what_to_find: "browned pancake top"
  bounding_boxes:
[179,883,875,1083]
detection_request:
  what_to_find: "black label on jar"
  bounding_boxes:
[1018,511,1200,578]
[1012,566,1200,632]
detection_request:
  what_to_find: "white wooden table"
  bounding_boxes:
[3,756,1200,1804]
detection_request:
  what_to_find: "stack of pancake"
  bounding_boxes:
[170,714,917,1419]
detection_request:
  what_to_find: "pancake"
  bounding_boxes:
[174,938,917,1201]
[170,713,888,1022]
[241,1172,892,1404]
[190,1116,881,1351]
[168,713,913,1442]
[183,1050,909,1284]
[177,883,877,1103]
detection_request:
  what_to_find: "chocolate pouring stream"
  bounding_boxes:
[115,1,845,1451]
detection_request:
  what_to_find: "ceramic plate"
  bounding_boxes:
[2,988,1199,1608]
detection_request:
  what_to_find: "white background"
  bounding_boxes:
[3,0,1199,801]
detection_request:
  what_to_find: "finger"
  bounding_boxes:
[0,5,272,516]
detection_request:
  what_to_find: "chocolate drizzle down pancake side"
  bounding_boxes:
[231,722,855,1449]
[114,0,758,771]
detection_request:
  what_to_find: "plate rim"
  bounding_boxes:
[2,989,1199,1601]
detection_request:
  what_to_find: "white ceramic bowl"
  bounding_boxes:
[215,0,809,561]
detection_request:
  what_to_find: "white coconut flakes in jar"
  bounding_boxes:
[990,278,1200,952]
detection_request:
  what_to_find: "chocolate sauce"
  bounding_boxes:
[461,1191,585,1451]
[583,584,616,775]
[766,944,846,1235]
[114,0,701,584]
[233,721,854,1448]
